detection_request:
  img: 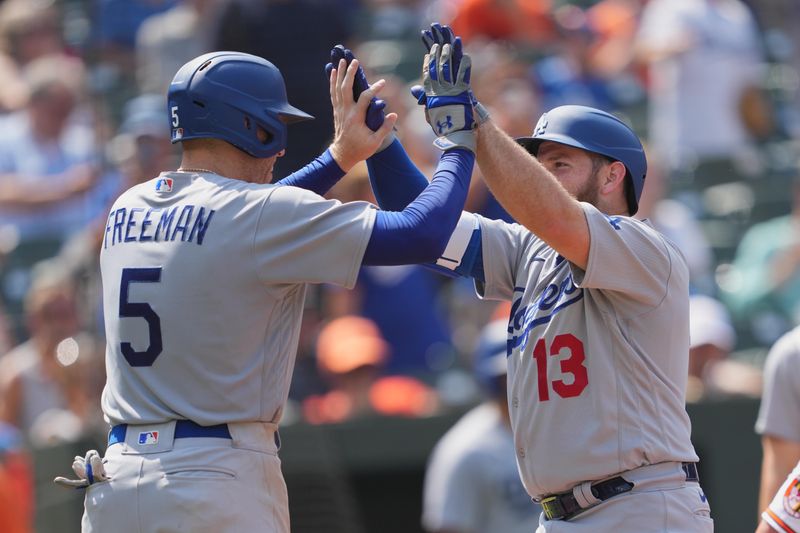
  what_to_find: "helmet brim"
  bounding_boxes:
[515,136,541,155]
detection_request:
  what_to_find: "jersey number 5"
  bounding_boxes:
[119,267,163,367]
[532,334,588,401]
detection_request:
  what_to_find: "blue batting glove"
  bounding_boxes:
[325,45,386,131]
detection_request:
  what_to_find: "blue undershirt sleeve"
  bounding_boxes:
[362,149,474,265]
[275,149,344,196]
[366,138,428,210]
[364,139,485,281]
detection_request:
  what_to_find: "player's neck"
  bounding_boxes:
[179,143,251,182]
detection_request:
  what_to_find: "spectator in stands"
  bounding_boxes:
[135,0,224,94]
[214,0,352,179]
[0,422,33,533]
[0,268,102,447]
[533,4,617,112]
[91,0,177,72]
[0,54,101,243]
[720,175,800,345]
[422,307,540,533]
[448,0,555,46]
[687,294,761,401]
[635,0,769,176]
[755,324,800,523]
[323,163,455,377]
[302,316,438,424]
[0,0,65,113]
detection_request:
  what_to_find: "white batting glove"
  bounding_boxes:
[53,449,110,489]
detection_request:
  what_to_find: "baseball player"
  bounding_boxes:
[758,459,800,532]
[422,312,541,533]
[756,325,800,531]
[54,46,478,533]
[351,24,713,531]
[756,462,800,533]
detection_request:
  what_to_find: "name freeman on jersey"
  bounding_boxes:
[104,205,216,248]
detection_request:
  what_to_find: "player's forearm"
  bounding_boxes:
[275,149,345,195]
[759,438,800,512]
[475,120,589,267]
[362,149,473,265]
[366,137,428,210]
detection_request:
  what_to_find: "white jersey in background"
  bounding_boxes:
[422,403,540,533]
[100,170,375,427]
[763,460,800,533]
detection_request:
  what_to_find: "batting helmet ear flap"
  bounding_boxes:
[516,105,647,215]
[168,52,313,158]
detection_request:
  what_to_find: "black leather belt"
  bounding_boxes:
[541,462,700,521]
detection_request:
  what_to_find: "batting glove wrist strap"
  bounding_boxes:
[473,101,491,126]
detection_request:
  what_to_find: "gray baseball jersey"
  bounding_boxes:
[423,403,541,533]
[99,170,375,427]
[475,202,698,498]
[756,326,800,442]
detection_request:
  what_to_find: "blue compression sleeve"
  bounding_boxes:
[362,149,474,265]
[276,149,344,195]
[366,138,428,210]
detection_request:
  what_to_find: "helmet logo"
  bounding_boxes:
[534,114,548,137]
[436,115,454,134]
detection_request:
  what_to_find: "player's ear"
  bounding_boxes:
[601,160,627,196]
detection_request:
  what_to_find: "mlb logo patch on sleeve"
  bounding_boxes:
[138,431,159,445]
[155,177,173,193]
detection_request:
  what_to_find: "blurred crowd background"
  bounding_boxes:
[0,0,798,531]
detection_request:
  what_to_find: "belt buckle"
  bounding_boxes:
[540,495,566,520]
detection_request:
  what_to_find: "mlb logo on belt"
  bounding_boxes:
[155,177,173,193]
[138,431,159,445]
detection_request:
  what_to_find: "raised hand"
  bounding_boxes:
[412,33,477,152]
[412,23,489,128]
[325,45,386,131]
[328,57,397,171]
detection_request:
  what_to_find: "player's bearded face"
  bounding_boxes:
[537,142,601,205]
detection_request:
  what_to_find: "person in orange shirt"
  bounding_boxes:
[0,422,33,533]
[449,0,556,45]
[302,316,438,424]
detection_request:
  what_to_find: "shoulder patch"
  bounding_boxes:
[783,474,800,518]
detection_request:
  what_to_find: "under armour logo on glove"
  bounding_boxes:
[436,116,454,134]
[410,23,477,153]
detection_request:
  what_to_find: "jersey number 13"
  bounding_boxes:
[532,334,588,401]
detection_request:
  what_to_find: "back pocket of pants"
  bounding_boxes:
[165,466,237,480]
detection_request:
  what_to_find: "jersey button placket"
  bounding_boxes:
[518,447,526,458]
[512,396,519,409]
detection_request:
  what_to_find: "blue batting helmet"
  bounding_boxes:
[516,105,647,214]
[474,320,509,397]
[167,51,313,158]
